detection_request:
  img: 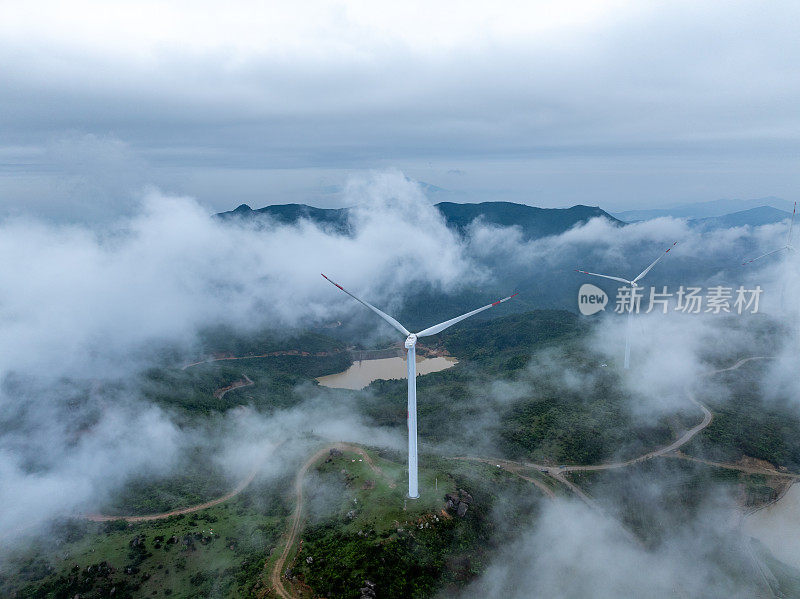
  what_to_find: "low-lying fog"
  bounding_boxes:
[3,172,800,597]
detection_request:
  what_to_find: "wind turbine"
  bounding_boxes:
[742,201,796,265]
[575,242,677,370]
[322,274,517,498]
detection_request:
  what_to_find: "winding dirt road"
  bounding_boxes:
[264,442,392,599]
[458,356,780,509]
[82,354,788,598]
[85,464,261,523]
[84,443,281,523]
[528,357,772,479]
[536,391,713,476]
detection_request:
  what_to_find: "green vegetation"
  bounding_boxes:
[2,478,291,599]
[686,360,800,470]
[96,456,231,517]
[569,458,784,546]
[142,354,350,415]
[361,310,691,466]
[195,328,348,359]
[8,310,795,598]
[437,309,586,362]
[289,448,542,598]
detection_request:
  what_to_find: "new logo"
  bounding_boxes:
[578,283,608,315]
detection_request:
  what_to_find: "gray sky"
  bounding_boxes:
[1,0,799,220]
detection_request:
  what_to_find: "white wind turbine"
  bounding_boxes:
[742,201,796,266]
[742,201,797,309]
[322,274,518,498]
[575,242,677,370]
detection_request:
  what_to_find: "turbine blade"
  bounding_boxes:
[574,270,631,285]
[742,246,788,266]
[321,274,410,337]
[632,241,678,283]
[788,201,796,246]
[416,293,519,337]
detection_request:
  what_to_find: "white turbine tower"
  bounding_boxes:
[575,241,677,370]
[742,201,796,266]
[322,274,517,498]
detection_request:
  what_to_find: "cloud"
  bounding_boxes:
[0,172,471,543]
[2,2,800,215]
[2,170,800,575]
[0,172,473,378]
[461,493,763,598]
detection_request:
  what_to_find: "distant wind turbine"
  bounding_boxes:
[576,242,677,369]
[322,274,518,498]
[742,201,796,265]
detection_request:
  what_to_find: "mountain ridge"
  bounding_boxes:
[613,196,792,222]
[690,206,792,230]
[217,200,623,241]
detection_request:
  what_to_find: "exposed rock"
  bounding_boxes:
[306,556,314,564]
[457,502,468,517]
[360,579,377,598]
[128,535,145,549]
[330,448,343,457]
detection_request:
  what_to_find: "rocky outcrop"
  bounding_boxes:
[360,580,377,599]
[444,488,474,517]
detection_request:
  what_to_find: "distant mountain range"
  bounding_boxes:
[218,201,622,241]
[214,198,788,324]
[690,206,792,230]
[613,197,793,222]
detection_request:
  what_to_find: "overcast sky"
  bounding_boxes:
[1,1,799,221]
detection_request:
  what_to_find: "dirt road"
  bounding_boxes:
[451,457,555,498]
[528,357,772,477]
[85,464,261,523]
[541,391,712,475]
[215,374,254,399]
[265,443,393,599]
[84,443,281,522]
[666,452,800,479]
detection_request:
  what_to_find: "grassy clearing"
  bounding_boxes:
[4,478,291,599]
[280,446,545,599]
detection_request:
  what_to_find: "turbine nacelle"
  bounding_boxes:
[404,334,418,349]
